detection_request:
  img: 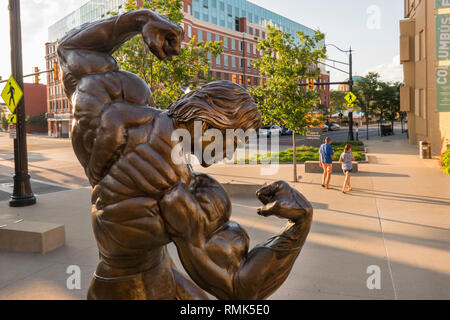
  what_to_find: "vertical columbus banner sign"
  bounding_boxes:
[436,66,450,112]
[436,12,450,112]
[436,0,450,9]
[436,14,450,61]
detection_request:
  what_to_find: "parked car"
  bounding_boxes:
[282,127,293,136]
[322,124,329,132]
[259,125,283,137]
[329,123,341,131]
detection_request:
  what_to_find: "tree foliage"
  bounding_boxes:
[114,0,222,109]
[354,72,381,119]
[329,90,347,114]
[373,82,401,125]
[251,26,327,134]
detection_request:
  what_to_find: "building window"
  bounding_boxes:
[247,43,251,54]
[187,4,192,15]
[216,72,222,80]
[415,89,421,117]
[224,73,230,81]
[207,32,212,42]
[240,58,245,70]
[227,4,232,15]
[212,0,217,9]
[216,54,221,67]
[239,41,244,52]
[232,39,236,51]
[247,59,252,71]
[220,1,225,11]
[198,29,203,41]
[216,34,220,42]
[232,57,236,70]
[187,25,192,39]
[207,52,213,66]
[232,74,237,83]
[223,36,228,50]
[421,89,426,119]
[224,55,229,68]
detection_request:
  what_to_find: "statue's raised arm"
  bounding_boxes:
[58,9,183,97]
[57,10,184,185]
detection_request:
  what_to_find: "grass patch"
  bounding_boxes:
[237,141,366,164]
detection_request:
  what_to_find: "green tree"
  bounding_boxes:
[329,90,347,115]
[0,110,8,131]
[354,72,381,140]
[372,81,401,134]
[114,0,222,109]
[251,26,326,182]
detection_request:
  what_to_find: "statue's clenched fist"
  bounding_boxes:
[256,181,313,222]
[142,12,184,61]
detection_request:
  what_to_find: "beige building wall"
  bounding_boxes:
[401,0,450,155]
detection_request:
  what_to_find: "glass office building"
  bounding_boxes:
[191,0,314,38]
[45,0,328,138]
[49,0,314,42]
[48,0,126,42]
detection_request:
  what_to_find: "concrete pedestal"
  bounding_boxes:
[0,221,65,254]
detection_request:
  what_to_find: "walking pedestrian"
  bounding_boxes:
[319,137,334,189]
[339,144,355,194]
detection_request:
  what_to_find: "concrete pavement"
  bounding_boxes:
[0,131,449,300]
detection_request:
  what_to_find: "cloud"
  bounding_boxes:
[0,0,88,85]
[365,55,404,83]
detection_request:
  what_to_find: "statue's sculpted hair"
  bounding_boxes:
[168,81,262,131]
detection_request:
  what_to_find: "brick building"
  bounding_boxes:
[45,0,330,137]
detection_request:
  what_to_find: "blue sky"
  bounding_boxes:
[0,0,404,88]
[248,0,404,84]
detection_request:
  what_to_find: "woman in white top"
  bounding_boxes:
[339,144,355,194]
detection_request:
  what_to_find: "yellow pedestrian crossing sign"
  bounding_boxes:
[344,91,357,104]
[1,76,23,113]
[8,114,17,124]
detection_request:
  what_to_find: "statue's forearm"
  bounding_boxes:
[172,215,312,300]
[58,9,156,54]
[236,217,312,298]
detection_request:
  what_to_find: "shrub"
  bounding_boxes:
[441,147,450,175]
[238,143,366,164]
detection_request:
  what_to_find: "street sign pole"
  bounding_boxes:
[348,47,354,141]
[8,0,36,207]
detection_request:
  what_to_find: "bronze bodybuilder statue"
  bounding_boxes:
[58,9,313,300]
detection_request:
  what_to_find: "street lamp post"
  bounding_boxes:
[8,0,36,207]
[324,43,354,141]
[348,47,354,141]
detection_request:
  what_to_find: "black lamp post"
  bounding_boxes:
[324,43,354,141]
[8,0,36,207]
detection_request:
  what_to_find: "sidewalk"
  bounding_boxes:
[198,132,450,299]
[0,133,448,300]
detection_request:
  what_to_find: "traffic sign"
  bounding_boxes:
[1,76,23,113]
[8,114,17,124]
[9,124,16,139]
[344,91,357,104]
